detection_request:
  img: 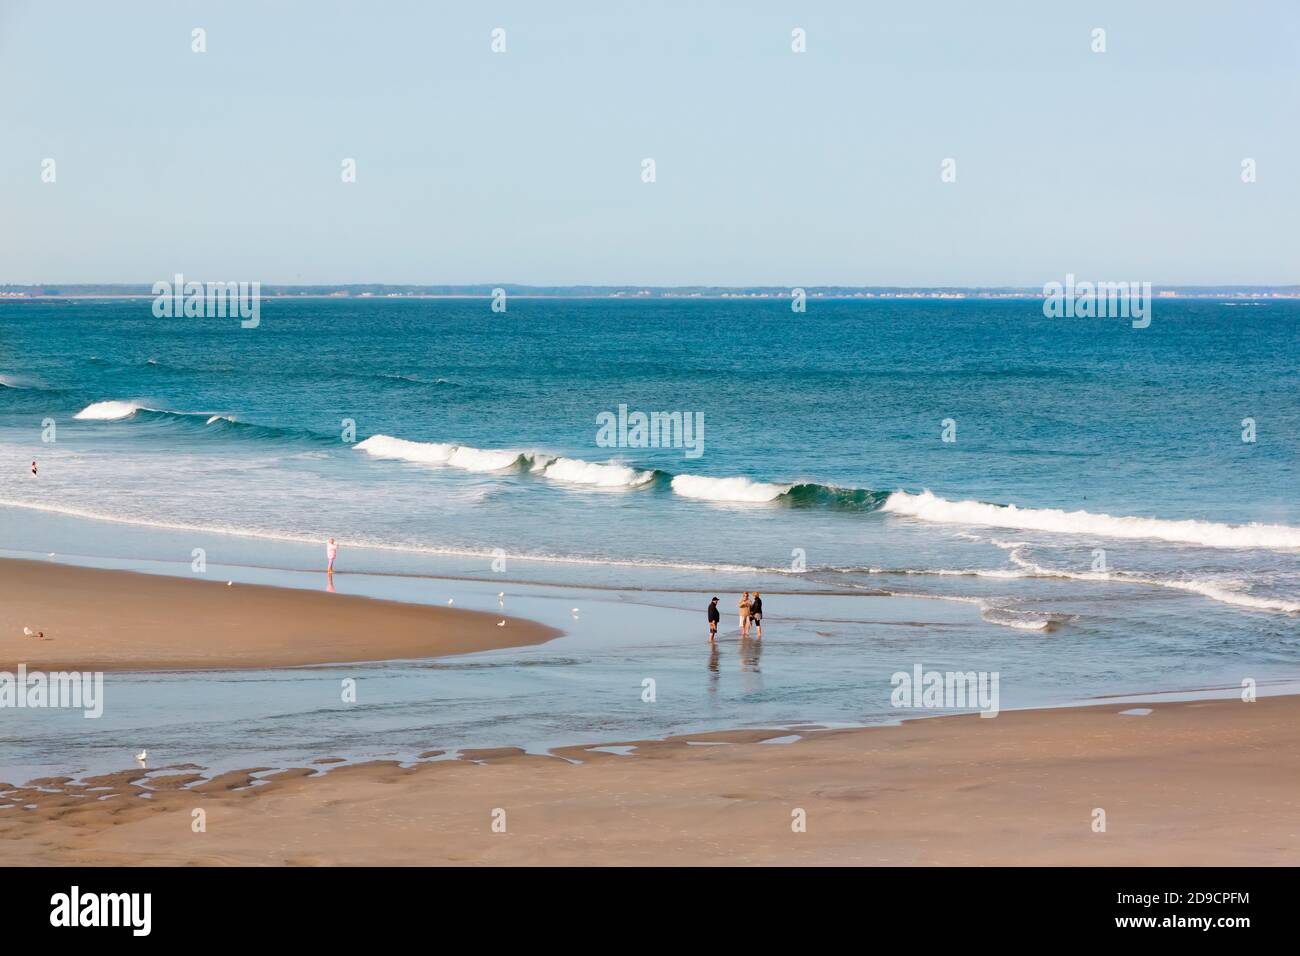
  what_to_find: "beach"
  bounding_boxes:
[0,557,559,672]
[3,0,1297,906]
[0,560,1295,866]
[3,691,1296,866]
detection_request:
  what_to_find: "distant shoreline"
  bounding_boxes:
[4,289,1299,301]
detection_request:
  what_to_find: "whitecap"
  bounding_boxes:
[883,489,1300,550]
[670,474,791,503]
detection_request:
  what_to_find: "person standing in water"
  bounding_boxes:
[707,596,720,641]
[738,591,752,636]
[326,537,338,574]
[750,592,763,639]
[30,460,37,477]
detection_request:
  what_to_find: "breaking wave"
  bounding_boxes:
[533,456,657,488]
[883,490,1300,551]
[72,400,326,443]
[670,474,791,502]
[74,399,155,420]
[354,435,527,472]
[61,410,1300,562]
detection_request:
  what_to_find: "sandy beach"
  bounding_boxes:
[0,557,559,671]
[2,560,1296,866]
[5,697,1294,868]
[3,690,1296,866]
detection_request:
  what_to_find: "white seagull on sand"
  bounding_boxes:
[497,620,506,627]
[23,626,34,636]
[448,598,454,605]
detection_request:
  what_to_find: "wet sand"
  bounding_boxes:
[3,695,1296,866]
[0,557,560,671]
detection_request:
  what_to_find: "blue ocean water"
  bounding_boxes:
[1,297,1297,779]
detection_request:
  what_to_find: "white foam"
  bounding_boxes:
[359,435,652,487]
[670,474,791,503]
[1000,544,1300,615]
[74,400,150,421]
[1151,577,1300,614]
[445,445,521,472]
[355,434,454,463]
[858,566,1029,579]
[0,496,774,575]
[354,435,521,472]
[862,584,1066,633]
[883,490,1300,550]
[871,545,1299,619]
[538,457,655,488]
[979,606,1055,631]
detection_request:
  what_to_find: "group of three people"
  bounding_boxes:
[706,591,763,641]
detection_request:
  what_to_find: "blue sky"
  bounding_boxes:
[2,0,1296,285]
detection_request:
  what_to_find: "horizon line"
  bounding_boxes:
[4,282,1300,295]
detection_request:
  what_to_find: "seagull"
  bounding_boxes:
[226,581,233,586]
[497,620,506,627]
[497,592,504,598]
[447,598,455,606]
[135,749,148,765]
[22,626,34,637]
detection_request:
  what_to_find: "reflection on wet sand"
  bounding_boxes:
[740,635,763,695]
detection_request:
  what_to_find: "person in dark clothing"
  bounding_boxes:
[707,596,720,640]
[750,592,763,638]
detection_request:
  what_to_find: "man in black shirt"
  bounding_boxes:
[707,596,720,641]
[750,592,763,638]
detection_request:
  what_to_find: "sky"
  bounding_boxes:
[1,0,1297,286]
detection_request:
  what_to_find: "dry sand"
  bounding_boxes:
[3,695,1297,866]
[0,557,560,671]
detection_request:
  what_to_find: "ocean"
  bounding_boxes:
[1,297,1298,780]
